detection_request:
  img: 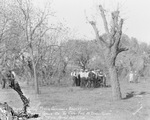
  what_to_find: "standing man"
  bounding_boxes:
[129,70,134,83]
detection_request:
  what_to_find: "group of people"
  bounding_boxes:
[71,69,107,88]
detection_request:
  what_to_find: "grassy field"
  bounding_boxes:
[0,78,150,120]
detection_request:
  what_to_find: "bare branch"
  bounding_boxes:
[89,21,109,47]
[111,12,123,47]
[119,19,123,32]
[117,47,128,54]
[30,16,44,38]
[111,11,120,30]
[114,19,123,48]
[40,27,56,37]
[30,12,51,40]
[17,0,27,20]
[109,10,121,46]
[0,19,9,42]
[89,21,101,41]
[99,5,109,34]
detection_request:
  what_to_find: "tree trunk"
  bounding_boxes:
[30,45,40,94]
[105,47,122,100]
[108,66,122,100]
[32,60,40,94]
[88,5,126,100]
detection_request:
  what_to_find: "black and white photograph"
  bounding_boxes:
[0,0,150,119]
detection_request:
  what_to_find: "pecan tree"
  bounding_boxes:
[89,5,127,100]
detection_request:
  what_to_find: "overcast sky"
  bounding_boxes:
[34,0,150,44]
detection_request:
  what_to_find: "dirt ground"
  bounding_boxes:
[1,79,150,120]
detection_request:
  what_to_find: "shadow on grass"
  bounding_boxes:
[123,91,135,100]
[92,84,111,89]
[139,91,147,95]
[105,85,111,88]
[123,91,148,100]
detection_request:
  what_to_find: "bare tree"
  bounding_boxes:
[88,5,128,100]
[16,0,54,94]
[65,40,93,70]
[0,4,12,69]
